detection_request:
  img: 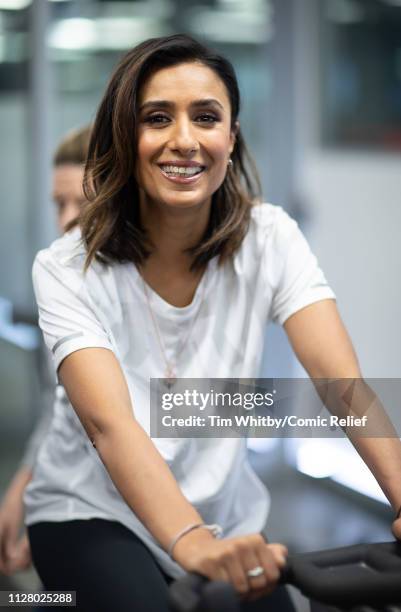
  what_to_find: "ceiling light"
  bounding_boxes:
[188,7,273,44]
[0,0,31,9]
[48,18,96,51]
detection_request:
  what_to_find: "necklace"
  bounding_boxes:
[141,269,206,388]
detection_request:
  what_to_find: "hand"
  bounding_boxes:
[0,467,33,575]
[173,530,287,599]
[391,517,401,541]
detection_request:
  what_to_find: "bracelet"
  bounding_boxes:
[395,505,401,520]
[168,522,223,560]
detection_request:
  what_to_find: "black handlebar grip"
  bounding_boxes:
[168,573,239,612]
[283,542,401,607]
[169,542,401,611]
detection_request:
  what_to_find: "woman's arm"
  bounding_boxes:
[59,347,206,550]
[0,466,32,575]
[58,347,287,596]
[284,299,401,515]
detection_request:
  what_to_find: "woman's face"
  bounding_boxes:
[136,61,236,211]
[52,164,86,233]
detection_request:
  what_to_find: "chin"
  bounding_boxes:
[160,191,210,210]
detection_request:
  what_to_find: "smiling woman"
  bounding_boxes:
[23,33,401,612]
[80,35,260,279]
[136,62,235,208]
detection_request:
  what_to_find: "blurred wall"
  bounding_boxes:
[304,152,401,377]
[287,0,401,378]
[0,94,30,309]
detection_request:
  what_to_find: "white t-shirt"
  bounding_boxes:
[24,203,335,578]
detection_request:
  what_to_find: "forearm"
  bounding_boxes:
[347,435,401,511]
[58,348,213,554]
[0,465,32,515]
[319,378,401,510]
[5,466,33,499]
[92,417,212,551]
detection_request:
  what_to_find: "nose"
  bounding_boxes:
[168,116,199,155]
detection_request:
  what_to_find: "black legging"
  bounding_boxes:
[28,519,296,612]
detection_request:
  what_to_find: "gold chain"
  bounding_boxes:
[140,271,206,387]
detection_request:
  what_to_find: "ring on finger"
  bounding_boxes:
[246,565,265,578]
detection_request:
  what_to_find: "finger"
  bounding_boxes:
[266,543,288,569]
[244,542,287,603]
[1,525,16,564]
[239,538,268,591]
[256,550,280,590]
[3,536,31,575]
[221,549,249,595]
[4,540,19,563]
[18,533,31,556]
[1,527,28,576]
[3,523,20,562]
[211,564,230,583]
[5,552,30,574]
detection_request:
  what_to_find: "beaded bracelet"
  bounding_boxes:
[168,522,223,560]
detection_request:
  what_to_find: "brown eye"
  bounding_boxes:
[144,114,170,125]
[195,114,219,124]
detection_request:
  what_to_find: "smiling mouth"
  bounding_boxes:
[159,164,206,178]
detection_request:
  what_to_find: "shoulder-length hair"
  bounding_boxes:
[81,33,261,271]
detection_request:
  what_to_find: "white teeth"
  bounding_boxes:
[160,165,204,176]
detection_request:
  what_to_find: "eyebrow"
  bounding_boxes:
[139,98,225,112]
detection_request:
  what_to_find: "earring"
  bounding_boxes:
[228,158,233,166]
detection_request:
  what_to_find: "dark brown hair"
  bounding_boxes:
[81,34,261,271]
[53,125,92,167]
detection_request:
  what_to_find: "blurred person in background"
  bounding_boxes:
[23,34,401,612]
[0,125,91,577]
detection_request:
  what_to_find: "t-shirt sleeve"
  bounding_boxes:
[32,249,113,372]
[268,208,336,326]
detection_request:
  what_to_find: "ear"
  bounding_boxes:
[229,120,239,155]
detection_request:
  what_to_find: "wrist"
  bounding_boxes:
[171,526,216,566]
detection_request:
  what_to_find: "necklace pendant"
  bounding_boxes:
[164,365,177,388]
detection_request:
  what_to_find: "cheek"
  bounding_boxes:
[137,132,160,166]
[135,134,160,186]
[206,133,232,165]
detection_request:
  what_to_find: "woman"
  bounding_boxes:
[25,35,401,612]
[0,125,91,577]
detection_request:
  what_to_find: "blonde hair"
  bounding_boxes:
[53,125,92,167]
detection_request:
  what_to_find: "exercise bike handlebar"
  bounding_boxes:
[169,541,401,611]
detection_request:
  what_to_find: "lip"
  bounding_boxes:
[158,160,206,168]
[157,161,206,184]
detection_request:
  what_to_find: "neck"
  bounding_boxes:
[139,193,211,271]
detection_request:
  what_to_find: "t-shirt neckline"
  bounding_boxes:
[131,256,218,316]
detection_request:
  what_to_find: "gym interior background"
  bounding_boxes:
[0,0,400,608]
